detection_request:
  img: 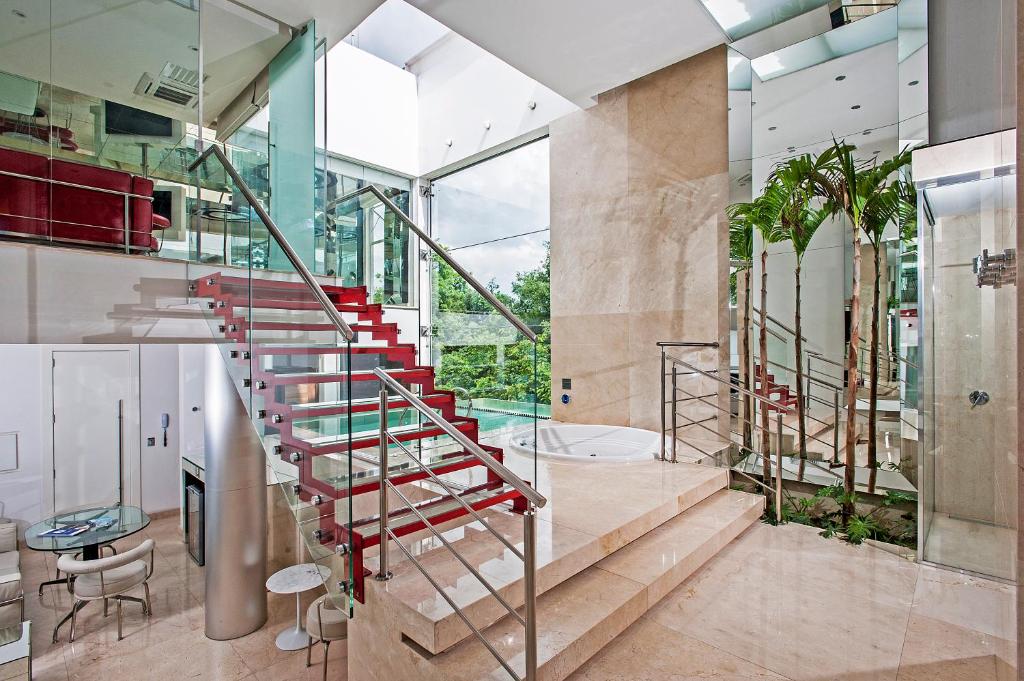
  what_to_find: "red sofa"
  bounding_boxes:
[0,147,169,252]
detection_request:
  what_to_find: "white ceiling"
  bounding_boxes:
[405,0,729,107]
[0,0,289,126]
[232,0,384,49]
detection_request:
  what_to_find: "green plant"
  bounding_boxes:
[767,153,838,470]
[782,483,918,547]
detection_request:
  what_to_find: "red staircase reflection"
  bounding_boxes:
[753,364,798,412]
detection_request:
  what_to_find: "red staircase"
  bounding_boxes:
[753,363,798,412]
[195,272,531,602]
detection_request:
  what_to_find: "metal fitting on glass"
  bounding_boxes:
[311,495,324,506]
[229,350,238,358]
[217,300,226,308]
[242,378,252,388]
[218,325,226,333]
[289,452,302,463]
[335,544,350,556]
[257,409,266,419]
[208,302,215,310]
[272,414,283,423]
[206,277,215,285]
[255,381,266,390]
[291,483,301,495]
[311,528,331,542]
[241,351,250,360]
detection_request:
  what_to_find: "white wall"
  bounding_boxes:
[318,41,419,176]
[0,346,45,528]
[411,33,577,176]
[0,343,190,526]
[139,345,182,514]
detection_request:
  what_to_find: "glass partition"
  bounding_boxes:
[918,168,1016,580]
[428,139,551,442]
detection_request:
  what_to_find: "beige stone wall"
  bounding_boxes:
[548,46,730,433]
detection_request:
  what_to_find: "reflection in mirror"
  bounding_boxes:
[727,2,919,533]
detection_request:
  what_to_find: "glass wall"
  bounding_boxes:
[428,139,551,434]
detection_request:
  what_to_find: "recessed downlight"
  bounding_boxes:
[835,75,846,81]
[872,150,881,155]
[908,80,919,86]
[850,105,861,110]
[862,129,872,135]
[768,126,777,131]
[11,9,26,17]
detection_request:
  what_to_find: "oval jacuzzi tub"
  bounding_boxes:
[509,423,660,462]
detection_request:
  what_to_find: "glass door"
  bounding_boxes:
[919,171,1017,580]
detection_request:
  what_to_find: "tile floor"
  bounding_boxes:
[19,515,347,681]
[16,516,1016,681]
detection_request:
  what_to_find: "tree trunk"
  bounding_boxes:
[759,249,773,500]
[867,244,881,493]
[843,222,862,519]
[794,261,807,481]
[741,269,753,454]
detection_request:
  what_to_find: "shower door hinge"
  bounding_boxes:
[973,248,1017,288]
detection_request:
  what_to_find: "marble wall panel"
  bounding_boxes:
[550,46,729,433]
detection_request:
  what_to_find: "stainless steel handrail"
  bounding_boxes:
[666,353,790,411]
[330,185,537,342]
[372,368,547,508]
[755,355,843,392]
[751,305,808,342]
[655,341,720,348]
[187,144,356,341]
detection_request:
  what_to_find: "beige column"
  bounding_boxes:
[549,45,730,437]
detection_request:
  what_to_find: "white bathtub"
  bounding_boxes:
[509,423,660,462]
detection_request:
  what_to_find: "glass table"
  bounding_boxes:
[25,506,149,561]
[25,506,149,643]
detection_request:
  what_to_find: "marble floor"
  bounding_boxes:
[16,516,1016,681]
[569,522,1016,681]
[19,514,347,681]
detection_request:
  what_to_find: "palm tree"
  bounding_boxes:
[860,159,914,492]
[767,153,840,470]
[750,183,788,496]
[815,140,908,515]
[728,205,755,453]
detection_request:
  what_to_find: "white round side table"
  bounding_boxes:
[266,563,332,651]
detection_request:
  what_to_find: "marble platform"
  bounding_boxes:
[363,453,730,654]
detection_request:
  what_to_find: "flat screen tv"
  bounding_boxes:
[101,100,183,144]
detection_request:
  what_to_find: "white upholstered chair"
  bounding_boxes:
[305,594,347,681]
[56,538,155,641]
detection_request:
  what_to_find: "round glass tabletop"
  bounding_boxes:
[24,505,149,555]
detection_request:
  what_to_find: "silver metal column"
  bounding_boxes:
[659,349,666,461]
[203,346,268,640]
[523,508,538,681]
[670,366,678,463]
[376,388,392,581]
[775,412,784,523]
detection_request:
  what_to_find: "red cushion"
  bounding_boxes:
[51,160,132,246]
[129,176,154,249]
[0,148,50,237]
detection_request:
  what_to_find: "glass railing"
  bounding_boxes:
[187,146,355,614]
[184,144,542,615]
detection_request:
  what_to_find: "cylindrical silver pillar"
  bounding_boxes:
[203,346,268,640]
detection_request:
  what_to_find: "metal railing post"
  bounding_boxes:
[523,508,538,681]
[775,412,784,523]
[832,389,841,465]
[660,349,666,461]
[670,365,678,463]
[375,387,392,581]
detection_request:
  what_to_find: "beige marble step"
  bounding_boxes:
[428,489,765,681]
[366,463,730,654]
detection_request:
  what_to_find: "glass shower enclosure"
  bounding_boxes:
[917,132,1017,580]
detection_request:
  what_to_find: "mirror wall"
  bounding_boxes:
[728,1,926,501]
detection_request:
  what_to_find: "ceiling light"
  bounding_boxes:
[862,129,872,135]
[787,147,796,152]
[850,105,861,110]
[908,80,919,86]
[768,126,777,131]
[835,75,846,81]
[872,150,881,155]
[11,9,26,18]
[527,101,537,110]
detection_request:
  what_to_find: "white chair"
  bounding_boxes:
[305,594,347,681]
[56,538,155,642]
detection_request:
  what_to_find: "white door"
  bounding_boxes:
[52,350,132,513]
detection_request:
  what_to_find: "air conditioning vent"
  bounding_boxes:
[133,62,205,108]
[153,85,193,105]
